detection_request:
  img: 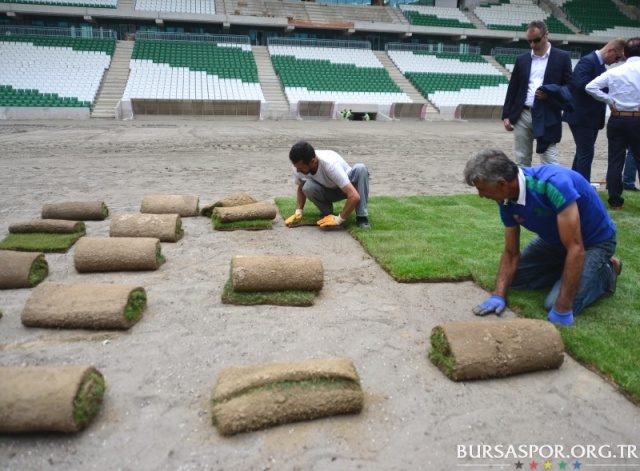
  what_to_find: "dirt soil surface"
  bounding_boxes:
[1,118,637,471]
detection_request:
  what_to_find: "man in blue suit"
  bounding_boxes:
[563,39,625,182]
[502,20,574,167]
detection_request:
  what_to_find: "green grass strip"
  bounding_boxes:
[124,289,147,322]
[276,193,640,403]
[211,215,272,231]
[73,371,106,429]
[212,377,359,408]
[29,254,49,286]
[156,243,166,266]
[0,231,85,252]
[221,278,316,306]
[428,329,456,378]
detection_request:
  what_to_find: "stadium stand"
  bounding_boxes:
[0,0,117,7]
[387,45,508,113]
[120,36,266,118]
[134,0,215,15]
[268,39,411,119]
[0,35,114,113]
[473,0,574,34]
[548,0,640,36]
[399,5,475,29]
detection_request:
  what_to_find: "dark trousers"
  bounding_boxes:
[569,124,600,182]
[606,116,640,207]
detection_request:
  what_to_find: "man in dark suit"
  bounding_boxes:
[502,20,574,167]
[563,38,625,183]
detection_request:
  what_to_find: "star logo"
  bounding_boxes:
[544,461,552,469]
[559,461,567,469]
[515,461,524,469]
[530,461,539,470]
[573,461,582,469]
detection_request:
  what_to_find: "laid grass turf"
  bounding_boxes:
[0,231,85,252]
[221,279,317,307]
[275,193,640,403]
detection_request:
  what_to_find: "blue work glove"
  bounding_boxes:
[548,308,574,326]
[472,295,506,316]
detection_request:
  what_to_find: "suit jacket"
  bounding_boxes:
[533,84,574,153]
[562,50,607,129]
[502,45,574,124]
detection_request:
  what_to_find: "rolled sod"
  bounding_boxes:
[211,357,364,435]
[140,194,199,217]
[21,282,146,330]
[0,365,105,433]
[41,201,109,221]
[74,237,165,272]
[429,319,565,381]
[230,255,324,292]
[200,192,258,217]
[9,219,86,234]
[213,202,277,223]
[110,213,183,242]
[0,251,48,289]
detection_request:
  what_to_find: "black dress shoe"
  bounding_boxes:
[623,185,640,192]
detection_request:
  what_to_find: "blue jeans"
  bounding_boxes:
[302,163,369,218]
[510,236,617,315]
[623,147,638,188]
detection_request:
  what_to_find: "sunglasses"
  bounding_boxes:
[528,36,544,44]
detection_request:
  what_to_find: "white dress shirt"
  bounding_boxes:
[585,56,640,111]
[526,44,551,107]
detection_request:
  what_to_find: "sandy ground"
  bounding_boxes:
[0,118,638,471]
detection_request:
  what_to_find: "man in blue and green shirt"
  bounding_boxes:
[463,149,621,326]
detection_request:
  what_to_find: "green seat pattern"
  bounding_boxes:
[0,84,90,107]
[132,40,259,83]
[561,0,640,33]
[486,16,574,35]
[0,35,115,55]
[403,11,476,29]
[271,55,402,94]
[406,72,508,97]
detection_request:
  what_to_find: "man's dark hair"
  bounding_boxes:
[527,20,548,36]
[624,37,640,59]
[463,149,519,187]
[289,140,316,164]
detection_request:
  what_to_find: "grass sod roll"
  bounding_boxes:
[221,278,316,306]
[211,358,364,435]
[429,319,565,381]
[0,365,106,433]
[21,282,146,330]
[213,202,277,223]
[9,219,86,234]
[230,255,324,292]
[41,201,109,221]
[140,194,199,217]
[200,192,259,217]
[0,251,48,289]
[74,237,164,272]
[110,213,183,242]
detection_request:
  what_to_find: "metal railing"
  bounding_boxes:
[0,25,116,40]
[492,46,581,59]
[135,31,250,44]
[268,37,371,49]
[386,42,481,55]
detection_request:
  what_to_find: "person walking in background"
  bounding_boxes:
[586,37,640,210]
[563,38,625,182]
[502,20,574,167]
